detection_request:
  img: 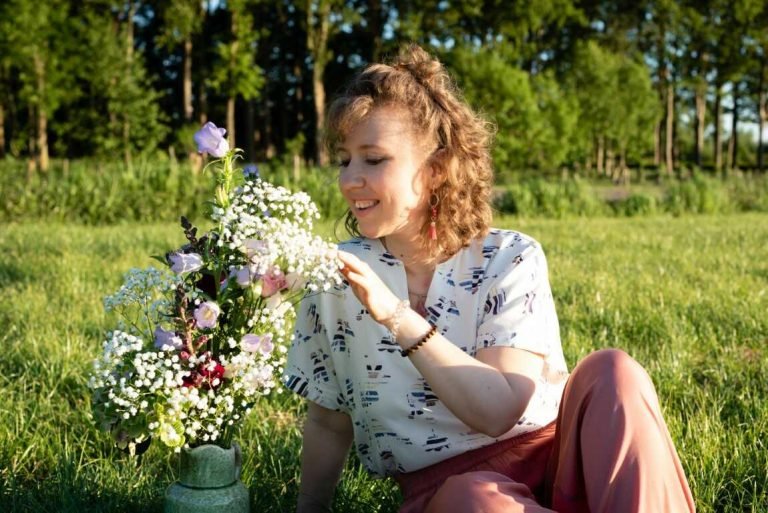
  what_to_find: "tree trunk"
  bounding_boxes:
[198,80,208,125]
[758,56,766,173]
[619,147,629,185]
[27,105,37,175]
[123,120,132,171]
[694,84,706,169]
[33,51,49,172]
[664,81,674,177]
[369,0,383,61]
[294,62,304,127]
[245,99,255,161]
[726,84,739,174]
[312,69,326,165]
[227,97,235,148]
[263,79,275,159]
[307,0,331,166]
[596,135,605,176]
[227,10,238,147]
[655,24,666,171]
[124,2,136,169]
[714,85,723,172]
[0,101,5,158]
[183,37,193,122]
[197,4,208,126]
[125,3,135,61]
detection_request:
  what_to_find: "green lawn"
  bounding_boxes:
[0,214,766,512]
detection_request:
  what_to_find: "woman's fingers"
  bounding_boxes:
[337,250,369,274]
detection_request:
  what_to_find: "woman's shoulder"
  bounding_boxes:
[474,228,543,260]
[337,237,380,256]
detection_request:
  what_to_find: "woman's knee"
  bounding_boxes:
[571,348,653,395]
[425,472,535,513]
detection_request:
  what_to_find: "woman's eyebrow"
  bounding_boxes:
[336,143,386,152]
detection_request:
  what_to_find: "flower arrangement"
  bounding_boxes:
[89,122,341,454]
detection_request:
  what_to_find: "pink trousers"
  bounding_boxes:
[395,349,696,513]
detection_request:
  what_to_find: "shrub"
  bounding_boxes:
[611,193,657,217]
[494,178,606,218]
[662,175,733,215]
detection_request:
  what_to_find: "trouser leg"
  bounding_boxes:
[425,471,557,513]
[547,349,696,513]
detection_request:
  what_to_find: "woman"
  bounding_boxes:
[282,43,695,513]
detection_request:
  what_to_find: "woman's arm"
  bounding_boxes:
[396,307,544,437]
[297,402,354,513]
[338,250,544,438]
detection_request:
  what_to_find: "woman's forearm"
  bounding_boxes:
[391,308,538,437]
[297,404,353,512]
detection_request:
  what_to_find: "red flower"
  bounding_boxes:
[198,358,225,389]
[182,371,204,388]
[182,353,226,389]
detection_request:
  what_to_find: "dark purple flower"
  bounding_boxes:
[243,164,260,179]
[194,122,230,158]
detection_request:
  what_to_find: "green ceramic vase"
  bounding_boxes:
[164,442,250,513]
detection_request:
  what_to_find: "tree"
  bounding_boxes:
[446,45,578,174]
[209,0,263,149]
[58,6,167,161]
[157,0,205,124]
[678,1,715,169]
[567,41,657,179]
[750,4,768,172]
[643,0,682,177]
[301,0,352,166]
[0,0,74,171]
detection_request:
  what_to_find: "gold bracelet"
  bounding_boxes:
[401,324,437,357]
[386,299,410,341]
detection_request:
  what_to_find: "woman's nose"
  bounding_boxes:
[338,163,364,191]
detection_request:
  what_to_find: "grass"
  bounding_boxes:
[0,213,766,512]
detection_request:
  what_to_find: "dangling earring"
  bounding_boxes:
[428,192,439,241]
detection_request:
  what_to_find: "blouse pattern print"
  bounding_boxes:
[282,229,569,477]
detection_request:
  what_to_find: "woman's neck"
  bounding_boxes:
[380,235,434,276]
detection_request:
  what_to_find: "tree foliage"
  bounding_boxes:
[0,0,766,174]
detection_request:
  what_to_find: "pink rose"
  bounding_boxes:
[261,268,287,297]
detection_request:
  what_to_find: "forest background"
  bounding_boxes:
[1,0,768,224]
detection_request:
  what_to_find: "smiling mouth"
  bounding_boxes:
[354,200,380,211]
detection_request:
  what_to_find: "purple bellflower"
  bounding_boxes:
[194,122,230,158]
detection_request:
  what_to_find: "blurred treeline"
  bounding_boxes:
[0,0,767,182]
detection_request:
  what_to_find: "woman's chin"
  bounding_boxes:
[358,225,383,239]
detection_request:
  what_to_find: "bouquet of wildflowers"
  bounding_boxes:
[89,123,341,454]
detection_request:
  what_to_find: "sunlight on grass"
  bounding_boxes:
[0,214,766,512]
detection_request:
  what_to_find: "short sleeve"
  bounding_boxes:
[282,293,348,413]
[476,243,560,356]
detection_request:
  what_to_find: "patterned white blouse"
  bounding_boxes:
[282,229,569,477]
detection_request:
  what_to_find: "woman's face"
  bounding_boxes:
[336,106,433,242]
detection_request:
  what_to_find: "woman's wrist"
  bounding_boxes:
[392,309,435,349]
[380,298,410,336]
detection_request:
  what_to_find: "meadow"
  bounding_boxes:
[0,213,766,512]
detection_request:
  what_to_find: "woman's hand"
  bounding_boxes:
[337,250,401,324]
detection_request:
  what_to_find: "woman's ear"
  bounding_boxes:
[428,147,448,184]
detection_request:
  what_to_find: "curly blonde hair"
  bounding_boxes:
[325,43,495,262]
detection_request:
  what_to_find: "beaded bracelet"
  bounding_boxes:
[386,299,410,341]
[401,324,438,357]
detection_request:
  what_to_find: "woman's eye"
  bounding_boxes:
[337,159,350,167]
[366,158,385,165]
